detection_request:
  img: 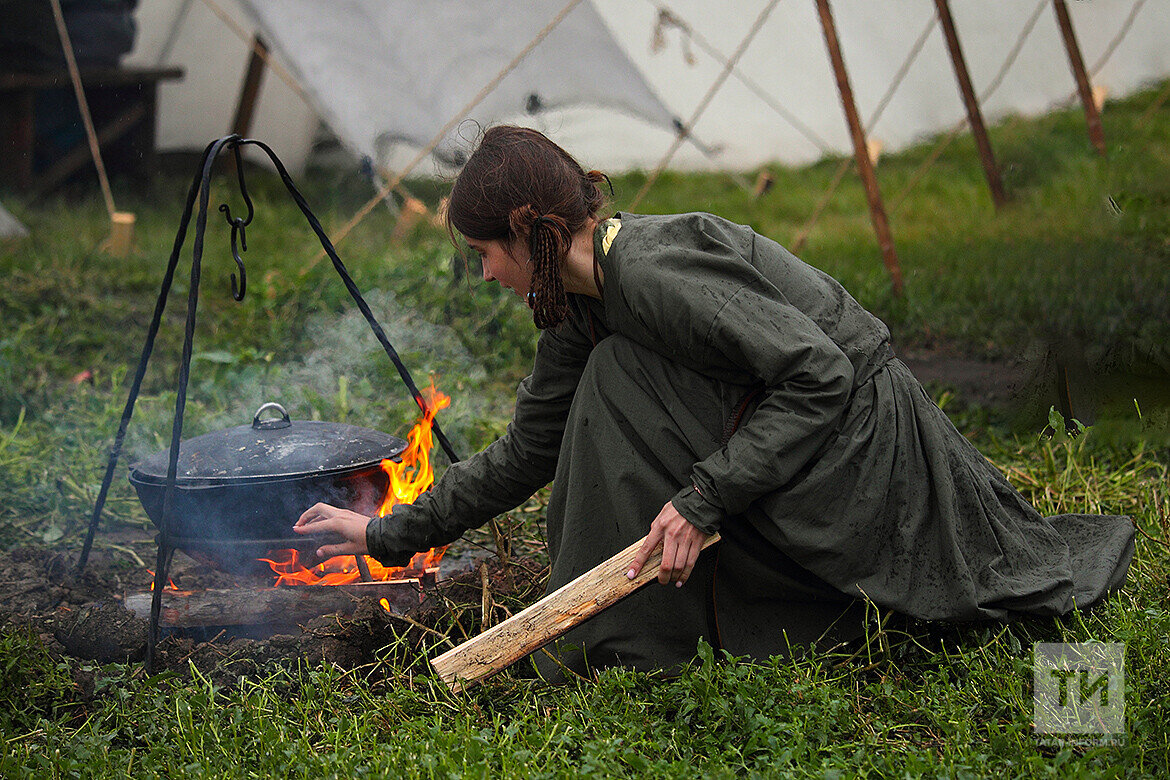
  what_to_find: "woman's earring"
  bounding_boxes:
[527,290,536,309]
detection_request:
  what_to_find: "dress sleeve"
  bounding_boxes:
[366,317,594,566]
[659,280,854,535]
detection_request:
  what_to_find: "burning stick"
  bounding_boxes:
[430,531,721,691]
[354,554,374,582]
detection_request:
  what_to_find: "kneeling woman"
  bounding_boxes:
[296,126,1134,679]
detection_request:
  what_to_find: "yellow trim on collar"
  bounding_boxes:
[601,217,622,256]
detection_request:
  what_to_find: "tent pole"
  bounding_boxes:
[49,0,136,257]
[814,0,903,296]
[1052,0,1106,156]
[628,0,782,210]
[933,0,1006,209]
[231,35,269,139]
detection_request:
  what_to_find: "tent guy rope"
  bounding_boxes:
[629,0,783,211]
[196,0,429,226]
[641,0,832,155]
[324,0,587,254]
[200,0,308,104]
[791,11,937,253]
[48,0,115,220]
[49,0,137,256]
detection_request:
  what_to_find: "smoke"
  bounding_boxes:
[122,289,512,472]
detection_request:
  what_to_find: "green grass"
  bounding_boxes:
[1,83,1169,776]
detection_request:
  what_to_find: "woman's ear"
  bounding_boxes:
[506,233,532,266]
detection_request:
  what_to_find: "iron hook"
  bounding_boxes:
[229,221,247,301]
[231,143,255,226]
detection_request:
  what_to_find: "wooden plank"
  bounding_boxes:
[430,532,721,691]
[814,0,903,296]
[933,0,1007,209]
[0,67,184,92]
[1052,0,1106,155]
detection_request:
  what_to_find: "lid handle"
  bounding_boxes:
[252,402,291,430]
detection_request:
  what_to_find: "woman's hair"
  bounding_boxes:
[446,126,609,329]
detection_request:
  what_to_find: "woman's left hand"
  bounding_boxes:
[293,502,371,559]
[626,501,710,587]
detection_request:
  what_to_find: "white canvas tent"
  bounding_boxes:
[125,0,1170,174]
[0,201,28,239]
[128,0,681,174]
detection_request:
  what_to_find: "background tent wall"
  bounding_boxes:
[123,0,1169,174]
[128,0,318,172]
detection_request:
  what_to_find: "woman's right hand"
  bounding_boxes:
[293,502,371,559]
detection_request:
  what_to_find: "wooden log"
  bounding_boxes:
[125,580,424,628]
[430,532,721,691]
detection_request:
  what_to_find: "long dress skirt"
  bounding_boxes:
[533,335,1134,681]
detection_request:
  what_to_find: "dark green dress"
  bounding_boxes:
[368,213,1134,677]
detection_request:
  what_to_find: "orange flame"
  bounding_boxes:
[379,386,450,513]
[261,384,451,587]
[146,569,178,591]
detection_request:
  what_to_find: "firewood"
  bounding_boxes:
[430,532,721,691]
[123,581,424,628]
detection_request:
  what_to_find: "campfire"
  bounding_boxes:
[128,387,452,632]
[257,387,450,588]
[73,134,477,664]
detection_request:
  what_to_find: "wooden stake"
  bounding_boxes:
[752,171,775,199]
[1052,0,1106,155]
[105,211,136,257]
[389,197,428,243]
[814,0,903,296]
[933,0,1007,209]
[430,532,721,691]
[1092,85,1108,113]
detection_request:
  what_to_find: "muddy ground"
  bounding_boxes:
[0,543,546,686]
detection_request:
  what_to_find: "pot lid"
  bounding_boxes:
[129,402,409,486]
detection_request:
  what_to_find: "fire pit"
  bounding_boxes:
[123,389,451,632]
[77,134,471,667]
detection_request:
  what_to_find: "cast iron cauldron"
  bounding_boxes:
[129,403,407,569]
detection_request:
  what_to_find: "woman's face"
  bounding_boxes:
[466,236,531,298]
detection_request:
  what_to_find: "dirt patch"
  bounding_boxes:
[898,348,1030,410]
[0,543,545,685]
